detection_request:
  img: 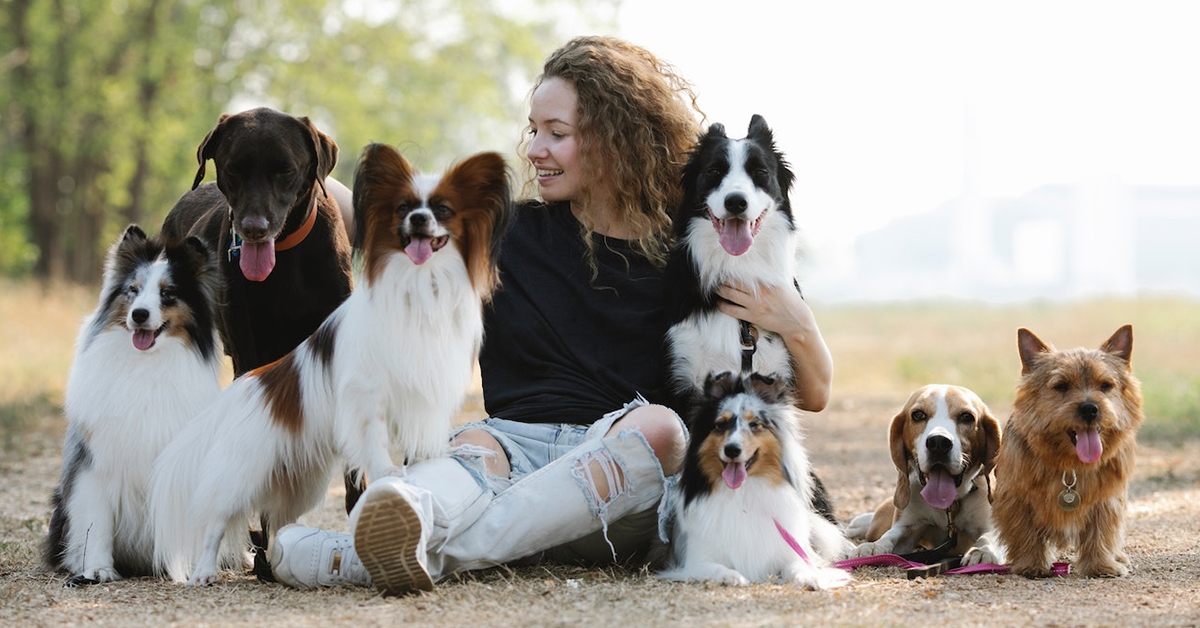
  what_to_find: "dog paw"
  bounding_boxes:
[66,566,121,587]
[710,567,749,586]
[962,546,1002,566]
[186,570,220,587]
[791,566,852,590]
[1078,559,1129,578]
[852,541,887,557]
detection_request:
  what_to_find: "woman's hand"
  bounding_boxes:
[714,281,834,412]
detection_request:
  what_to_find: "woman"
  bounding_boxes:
[268,36,833,595]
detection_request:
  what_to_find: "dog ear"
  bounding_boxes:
[747,114,772,143]
[704,371,738,400]
[120,224,148,246]
[193,114,232,190]
[746,372,786,404]
[1017,328,1051,375]
[1101,324,1134,365]
[978,406,1002,498]
[299,116,337,197]
[889,409,911,510]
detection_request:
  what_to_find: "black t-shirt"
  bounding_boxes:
[480,201,668,425]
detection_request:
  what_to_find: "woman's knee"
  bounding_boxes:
[450,428,511,477]
[608,404,686,475]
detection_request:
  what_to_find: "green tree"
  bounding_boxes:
[1,0,611,282]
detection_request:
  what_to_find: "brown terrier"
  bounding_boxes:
[993,325,1143,577]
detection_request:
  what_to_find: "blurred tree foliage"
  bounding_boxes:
[0,0,612,282]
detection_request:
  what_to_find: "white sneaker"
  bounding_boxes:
[354,481,434,596]
[268,524,372,589]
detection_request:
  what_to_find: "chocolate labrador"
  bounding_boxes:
[162,107,353,376]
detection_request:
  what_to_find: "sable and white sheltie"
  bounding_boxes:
[659,373,852,589]
[664,114,800,405]
[149,144,511,585]
[45,225,222,586]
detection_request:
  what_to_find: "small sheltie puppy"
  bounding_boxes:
[660,372,852,589]
[149,144,511,585]
[45,225,222,586]
[993,325,1143,577]
[664,114,799,403]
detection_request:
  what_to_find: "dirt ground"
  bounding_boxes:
[2,396,1198,628]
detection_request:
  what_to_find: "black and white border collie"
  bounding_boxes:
[45,225,222,586]
[659,372,852,588]
[664,114,799,405]
[149,144,511,585]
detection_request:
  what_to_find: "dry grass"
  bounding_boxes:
[3,281,1199,627]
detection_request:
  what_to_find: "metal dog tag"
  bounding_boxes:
[1057,488,1081,511]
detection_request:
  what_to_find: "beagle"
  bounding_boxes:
[846,385,1003,565]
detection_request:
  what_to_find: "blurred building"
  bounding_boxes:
[815,182,1200,303]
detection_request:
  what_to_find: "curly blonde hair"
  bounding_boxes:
[519,36,702,269]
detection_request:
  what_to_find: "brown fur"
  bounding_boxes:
[250,354,304,435]
[992,325,1143,577]
[863,385,1001,553]
[697,409,788,489]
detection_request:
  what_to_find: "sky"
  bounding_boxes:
[607,0,1200,257]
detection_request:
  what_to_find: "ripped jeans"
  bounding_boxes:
[417,396,678,578]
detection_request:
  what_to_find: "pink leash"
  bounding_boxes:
[831,552,1071,577]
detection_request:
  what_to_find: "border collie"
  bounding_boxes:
[659,372,852,588]
[664,114,799,405]
[149,145,511,585]
[45,225,222,586]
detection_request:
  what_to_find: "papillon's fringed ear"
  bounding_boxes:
[443,151,511,300]
[352,143,412,250]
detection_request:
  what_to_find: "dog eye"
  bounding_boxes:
[432,204,454,219]
[713,420,729,433]
[911,409,927,422]
[125,285,140,297]
[1053,382,1069,393]
[957,412,975,425]
[748,420,762,431]
[1099,381,1114,393]
[160,287,177,305]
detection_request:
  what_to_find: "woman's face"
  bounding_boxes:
[527,77,584,204]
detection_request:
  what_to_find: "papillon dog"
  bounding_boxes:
[46,225,222,586]
[659,372,852,589]
[149,144,511,585]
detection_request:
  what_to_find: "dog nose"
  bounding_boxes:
[925,434,953,457]
[1078,402,1100,423]
[724,194,747,216]
[131,308,149,324]
[723,443,742,459]
[409,212,429,230]
[239,216,269,240]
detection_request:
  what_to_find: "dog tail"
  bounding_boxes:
[149,418,249,582]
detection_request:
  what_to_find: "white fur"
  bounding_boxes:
[660,397,852,589]
[149,207,483,585]
[54,258,222,583]
[667,139,799,395]
[849,385,1001,565]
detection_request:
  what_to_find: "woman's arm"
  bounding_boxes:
[713,281,834,412]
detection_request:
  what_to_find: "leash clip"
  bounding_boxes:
[227,222,242,261]
[739,319,757,375]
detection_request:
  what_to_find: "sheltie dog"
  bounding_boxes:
[45,225,222,586]
[664,114,799,403]
[659,372,852,589]
[149,144,511,585]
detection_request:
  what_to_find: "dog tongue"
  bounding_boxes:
[240,239,276,282]
[722,461,748,489]
[718,218,754,256]
[1076,428,1103,463]
[921,468,958,510]
[405,238,434,265]
[132,330,155,351]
